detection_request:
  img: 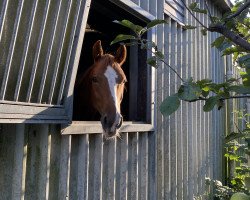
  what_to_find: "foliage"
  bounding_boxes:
[111,0,250,116]
[201,111,250,199]
[110,1,250,199]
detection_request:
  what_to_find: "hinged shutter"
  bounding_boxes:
[0,0,91,123]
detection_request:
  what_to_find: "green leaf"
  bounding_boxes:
[217,99,224,110]
[229,85,250,94]
[210,16,220,23]
[202,90,209,98]
[201,29,207,36]
[241,69,250,86]
[238,54,250,68]
[160,94,180,116]
[183,25,197,30]
[189,2,198,10]
[196,79,212,86]
[110,34,136,45]
[155,51,164,59]
[146,19,166,30]
[227,78,238,83]
[225,153,239,160]
[230,192,250,200]
[218,40,233,52]
[211,36,225,49]
[188,2,207,14]
[178,83,202,101]
[222,46,245,56]
[225,132,250,143]
[146,56,157,67]
[203,96,220,112]
[113,20,144,35]
[193,8,207,14]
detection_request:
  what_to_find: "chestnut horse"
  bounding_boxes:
[75,40,127,138]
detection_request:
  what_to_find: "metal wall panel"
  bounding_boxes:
[0,0,233,200]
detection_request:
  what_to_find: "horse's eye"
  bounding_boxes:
[92,77,98,83]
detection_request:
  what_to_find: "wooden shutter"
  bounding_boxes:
[0,0,91,123]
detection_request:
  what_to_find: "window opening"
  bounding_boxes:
[73,0,150,123]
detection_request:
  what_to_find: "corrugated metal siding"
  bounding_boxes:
[0,0,233,200]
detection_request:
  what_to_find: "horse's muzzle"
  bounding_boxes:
[101,113,123,137]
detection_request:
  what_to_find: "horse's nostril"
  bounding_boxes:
[104,116,107,125]
[116,116,123,129]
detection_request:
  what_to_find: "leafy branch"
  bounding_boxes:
[111,2,250,116]
[181,0,250,51]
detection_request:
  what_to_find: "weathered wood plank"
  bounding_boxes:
[138,133,148,200]
[61,122,154,135]
[127,133,138,200]
[0,125,16,200]
[77,134,89,200]
[37,124,50,200]
[58,135,71,200]
[102,138,116,200]
[11,124,25,200]
[115,133,128,200]
[0,102,66,115]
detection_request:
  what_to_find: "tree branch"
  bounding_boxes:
[180,0,208,29]
[208,23,250,51]
[221,95,250,100]
[194,95,250,102]
[225,0,250,21]
[181,0,250,51]
[159,58,185,82]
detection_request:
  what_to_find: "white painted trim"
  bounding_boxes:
[109,0,155,21]
[61,121,154,134]
[104,66,119,111]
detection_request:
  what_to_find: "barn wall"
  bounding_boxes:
[155,0,227,199]
[0,0,233,200]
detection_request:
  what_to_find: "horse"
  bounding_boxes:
[74,40,127,138]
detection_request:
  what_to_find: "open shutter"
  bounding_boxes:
[0,0,91,123]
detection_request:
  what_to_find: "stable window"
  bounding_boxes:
[62,0,155,134]
[164,0,185,25]
[0,0,91,123]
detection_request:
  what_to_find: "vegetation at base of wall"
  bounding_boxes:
[111,0,250,116]
[201,111,250,199]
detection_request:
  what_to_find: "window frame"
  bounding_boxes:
[61,0,156,135]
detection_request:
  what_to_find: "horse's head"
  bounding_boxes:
[87,40,127,138]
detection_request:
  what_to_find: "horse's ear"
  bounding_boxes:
[115,45,127,66]
[93,40,103,61]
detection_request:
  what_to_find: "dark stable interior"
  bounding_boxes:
[73,0,147,121]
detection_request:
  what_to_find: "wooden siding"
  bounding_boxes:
[0,0,235,200]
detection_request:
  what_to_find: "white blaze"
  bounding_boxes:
[104,65,118,111]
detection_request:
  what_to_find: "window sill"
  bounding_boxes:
[0,100,70,124]
[61,121,154,135]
